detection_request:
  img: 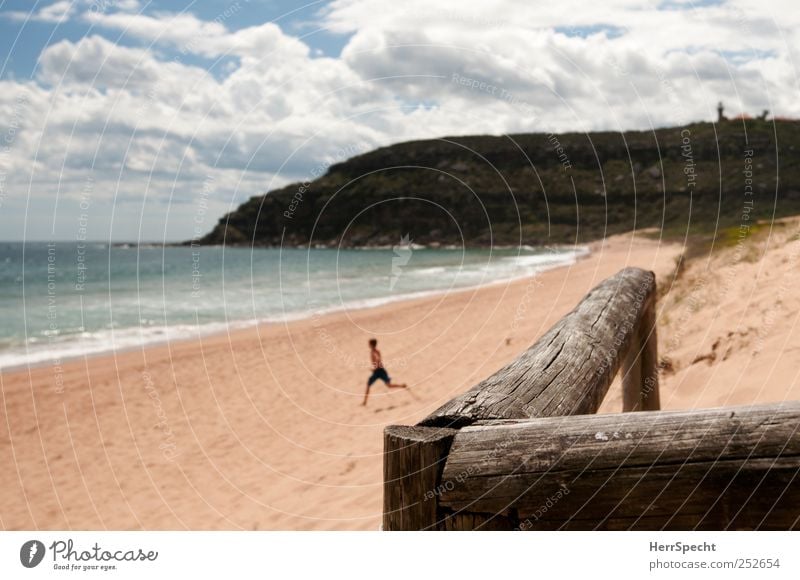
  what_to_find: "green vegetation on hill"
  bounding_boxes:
[198,120,800,247]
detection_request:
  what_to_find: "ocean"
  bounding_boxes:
[0,242,588,370]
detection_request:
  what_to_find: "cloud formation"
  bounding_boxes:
[0,0,797,240]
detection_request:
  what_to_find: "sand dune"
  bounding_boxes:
[2,225,797,530]
[657,219,800,408]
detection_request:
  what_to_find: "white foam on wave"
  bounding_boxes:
[0,320,259,371]
[0,246,590,371]
[294,246,590,316]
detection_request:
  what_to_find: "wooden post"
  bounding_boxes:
[379,267,800,531]
[639,295,660,411]
[622,281,660,412]
[383,425,457,531]
[421,268,658,427]
[621,332,643,411]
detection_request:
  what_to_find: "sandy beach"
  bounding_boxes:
[3,224,800,530]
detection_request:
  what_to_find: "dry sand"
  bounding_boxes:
[2,223,799,530]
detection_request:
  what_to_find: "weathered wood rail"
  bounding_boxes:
[383,267,800,530]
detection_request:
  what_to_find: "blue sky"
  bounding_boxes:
[0,0,796,241]
[0,1,352,79]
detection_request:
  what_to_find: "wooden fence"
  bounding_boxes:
[383,267,800,530]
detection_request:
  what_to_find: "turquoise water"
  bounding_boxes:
[0,242,587,369]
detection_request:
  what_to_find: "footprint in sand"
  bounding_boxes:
[339,461,356,476]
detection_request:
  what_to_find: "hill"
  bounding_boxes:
[197,120,800,247]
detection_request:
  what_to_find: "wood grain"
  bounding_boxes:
[420,267,657,428]
[437,403,800,529]
[383,425,457,530]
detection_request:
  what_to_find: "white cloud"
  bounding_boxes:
[1,0,799,240]
[112,0,141,11]
[3,0,142,24]
[83,9,311,62]
[39,0,76,22]
[326,0,800,128]
[5,0,76,23]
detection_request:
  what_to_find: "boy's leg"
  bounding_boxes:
[362,381,371,405]
[383,369,406,389]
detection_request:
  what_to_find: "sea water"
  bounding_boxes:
[0,242,588,370]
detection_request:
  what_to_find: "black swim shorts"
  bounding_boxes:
[368,367,390,387]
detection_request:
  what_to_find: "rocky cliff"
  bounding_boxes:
[198,120,800,247]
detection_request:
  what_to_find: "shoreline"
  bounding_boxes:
[0,231,686,529]
[0,245,590,375]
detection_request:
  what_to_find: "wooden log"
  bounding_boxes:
[383,425,457,531]
[436,510,517,530]
[437,403,800,529]
[639,294,660,411]
[508,458,799,530]
[620,330,643,411]
[622,287,660,411]
[420,267,657,427]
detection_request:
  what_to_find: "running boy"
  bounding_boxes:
[362,338,406,405]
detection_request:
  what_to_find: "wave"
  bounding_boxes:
[0,320,258,371]
[0,246,589,371]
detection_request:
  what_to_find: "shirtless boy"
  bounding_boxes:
[362,338,407,406]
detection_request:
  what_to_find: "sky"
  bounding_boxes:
[0,0,798,241]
